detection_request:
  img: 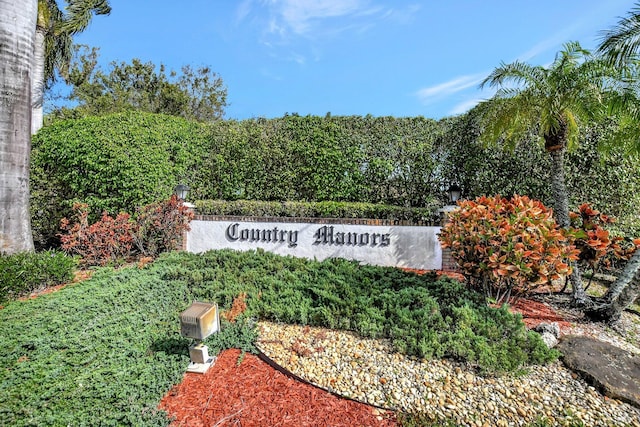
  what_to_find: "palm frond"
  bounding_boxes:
[476,95,538,150]
[480,61,543,90]
[597,2,640,67]
[61,0,112,35]
[476,41,622,154]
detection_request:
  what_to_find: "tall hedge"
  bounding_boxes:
[32,110,640,249]
[31,111,210,248]
[196,116,366,202]
[195,115,445,206]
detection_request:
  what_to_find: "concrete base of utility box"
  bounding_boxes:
[186,343,216,374]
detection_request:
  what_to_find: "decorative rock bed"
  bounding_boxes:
[257,321,640,426]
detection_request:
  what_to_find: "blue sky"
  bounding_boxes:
[69,0,636,120]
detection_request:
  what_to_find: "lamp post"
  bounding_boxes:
[447,184,462,204]
[174,183,190,201]
[438,183,462,226]
[438,184,463,272]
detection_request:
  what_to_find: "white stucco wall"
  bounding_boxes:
[186,219,442,270]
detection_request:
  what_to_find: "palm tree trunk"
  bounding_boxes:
[0,0,37,254]
[549,149,570,228]
[31,26,45,135]
[549,148,587,305]
[587,249,640,321]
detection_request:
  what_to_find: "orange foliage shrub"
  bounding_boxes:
[439,195,579,303]
[569,203,639,273]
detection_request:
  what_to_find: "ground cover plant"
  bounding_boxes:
[170,250,556,372]
[0,249,557,425]
[0,251,77,303]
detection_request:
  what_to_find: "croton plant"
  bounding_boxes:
[439,194,579,303]
[568,203,639,273]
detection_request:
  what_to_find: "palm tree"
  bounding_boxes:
[0,0,38,253]
[478,41,622,306]
[584,4,640,322]
[31,0,110,134]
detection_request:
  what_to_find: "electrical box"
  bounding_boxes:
[180,301,219,340]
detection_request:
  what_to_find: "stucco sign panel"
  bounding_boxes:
[187,219,442,270]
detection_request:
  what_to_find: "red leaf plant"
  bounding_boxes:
[439,195,579,304]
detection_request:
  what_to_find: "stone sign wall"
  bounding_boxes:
[186,217,442,270]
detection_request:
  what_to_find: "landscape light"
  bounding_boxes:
[179,301,219,373]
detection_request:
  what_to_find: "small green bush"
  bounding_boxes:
[0,251,77,302]
[204,316,258,355]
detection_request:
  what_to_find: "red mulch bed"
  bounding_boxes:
[509,298,573,331]
[159,349,397,427]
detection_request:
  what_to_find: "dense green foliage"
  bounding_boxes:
[31,111,640,249]
[0,265,188,426]
[196,199,439,223]
[192,115,445,207]
[0,250,557,425]
[0,251,77,302]
[165,250,557,373]
[30,111,209,248]
[49,46,227,122]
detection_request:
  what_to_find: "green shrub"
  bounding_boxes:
[30,111,209,248]
[0,251,77,302]
[439,195,578,304]
[195,199,439,223]
[204,316,258,355]
[160,249,558,373]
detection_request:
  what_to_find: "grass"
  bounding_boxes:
[0,249,558,426]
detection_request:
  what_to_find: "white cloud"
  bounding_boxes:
[244,0,394,42]
[234,1,414,65]
[415,73,485,103]
[236,0,254,23]
[277,0,368,34]
[449,98,483,116]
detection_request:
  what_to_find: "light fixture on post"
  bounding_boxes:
[174,183,190,201]
[179,301,220,373]
[438,183,462,226]
[438,183,463,272]
[447,183,462,204]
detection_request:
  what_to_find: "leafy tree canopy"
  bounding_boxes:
[48,45,228,122]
